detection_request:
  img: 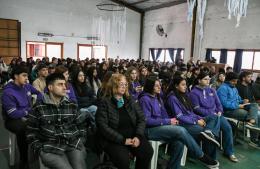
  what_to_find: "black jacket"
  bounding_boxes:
[95,96,145,148]
[236,82,256,102]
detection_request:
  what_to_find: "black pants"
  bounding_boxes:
[5,118,28,169]
[104,137,153,169]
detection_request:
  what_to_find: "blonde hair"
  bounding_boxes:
[103,73,130,98]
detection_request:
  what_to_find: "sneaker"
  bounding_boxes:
[199,154,219,168]
[228,155,239,163]
[200,131,220,147]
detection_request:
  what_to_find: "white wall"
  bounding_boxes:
[142,3,192,62]
[142,0,260,63]
[194,0,260,61]
[0,0,141,60]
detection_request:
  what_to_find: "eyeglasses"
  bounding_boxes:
[119,83,128,88]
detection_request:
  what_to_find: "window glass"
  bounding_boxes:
[165,50,175,63]
[26,42,45,59]
[46,43,62,59]
[212,51,220,63]
[93,45,106,60]
[79,46,92,60]
[253,52,260,70]
[241,51,254,69]
[158,50,165,62]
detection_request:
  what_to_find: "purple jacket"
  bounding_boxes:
[166,93,201,125]
[129,81,142,100]
[189,86,223,117]
[2,82,42,119]
[139,92,171,127]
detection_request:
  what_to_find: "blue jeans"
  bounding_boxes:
[145,125,204,169]
[181,115,220,160]
[224,103,259,140]
[80,105,97,127]
[40,148,87,169]
[219,116,234,156]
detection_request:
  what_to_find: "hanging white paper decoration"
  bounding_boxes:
[225,0,248,27]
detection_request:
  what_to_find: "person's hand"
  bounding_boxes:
[132,137,140,147]
[216,112,222,116]
[239,104,245,109]
[125,138,133,146]
[170,118,179,125]
[197,119,206,127]
[135,86,143,92]
[243,99,249,104]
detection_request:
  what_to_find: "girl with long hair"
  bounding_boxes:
[125,66,142,100]
[166,76,220,160]
[139,76,219,169]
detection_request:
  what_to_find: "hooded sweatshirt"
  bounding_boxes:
[166,92,202,125]
[189,86,223,117]
[139,92,171,127]
[2,82,42,119]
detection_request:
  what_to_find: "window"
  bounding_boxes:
[46,43,63,59]
[26,41,63,60]
[253,52,260,70]
[206,49,260,71]
[241,51,254,69]
[211,50,220,63]
[93,45,106,60]
[77,44,107,61]
[149,48,184,63]
[78,45,92,60]
[26,42,45,59]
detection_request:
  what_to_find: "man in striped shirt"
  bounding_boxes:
[27,73,87,169]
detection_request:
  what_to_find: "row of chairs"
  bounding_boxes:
[8,116,257,169]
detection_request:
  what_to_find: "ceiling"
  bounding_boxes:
[110,0,187,13]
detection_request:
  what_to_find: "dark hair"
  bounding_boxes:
[225,72,239,81]
[143,76,159,94]
[37,63,48,71]
[86,66,100,88]
[226,66,233,71]
[217,72,226,81]
[46,73,65,87]
[168,76,193,111]
[193,72,210,86]
[196,72,209,80]
[55,65,68,74]
[11,65,28,79]
[239,71,252,81]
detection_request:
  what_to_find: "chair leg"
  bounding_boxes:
[150,141,159,169]
[9,133,16,166]
[220,130,223,150]
[180,146,188,166]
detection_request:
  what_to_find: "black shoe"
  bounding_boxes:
[199,154,219,168]
[200,130,220,147]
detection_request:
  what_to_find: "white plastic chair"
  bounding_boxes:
[149,140,188,169]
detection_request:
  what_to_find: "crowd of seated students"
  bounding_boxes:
[1,56,260,169]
